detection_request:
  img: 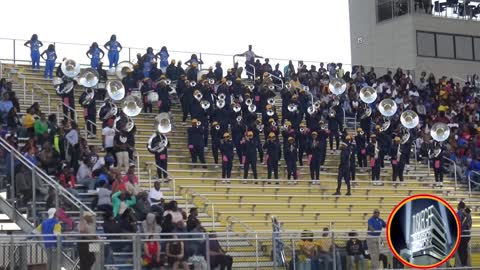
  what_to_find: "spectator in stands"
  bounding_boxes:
[367,209,386,270]
[148,180,164,205]
[457,201,472,267]
[133,191,150,220]
[114,130,130,173]
[78,212,96,270]
[296,230,315,270]
[15,164,33,205]
[214,61,223,81]
[0,92,13,124]
[102,118,116,155]
[166,235,190,270]
[102,211,125,252]
[23,108,36,136]
[6,107,21,133]
[209,232,233,270]
[56,202,74,232]
[112,190,137,218]
[86,42,105,69]
[38,142,59,174]
[65,121,80,172]
[235,45,263,62]
[104,34,122,69]
[142,213,162,234]
[58,163,79,197]
[186,208,200,232]
[163,200,185,229]
[34,113,48,146]
[23,146,39,166]
[24,34,43,70]
[346,231,365,270]
[143,235,164,270]
[40,44,57,79]
[95,180,112,212]
[77,155,96,190]
[118,208,137,234]
[36,208,62,270]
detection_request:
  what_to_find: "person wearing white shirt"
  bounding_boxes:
[76,157,95,190]
[102,120,116,157]
[235,45,262,62]
[148,181,163,206]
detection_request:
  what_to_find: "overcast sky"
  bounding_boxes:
[0,0,351,69]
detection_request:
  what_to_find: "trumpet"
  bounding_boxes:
[226,80,232,86]
[257,124,264,132]
[329,107,336,118]
[190,81,197,87]
[285,83,291,90]
[247,84,255,91]
[200,100,211,110]
[248,104,256,113]
[236,115,242,123]
[214,124,220,130]
[194,91,203,101]
[307,105,316,115]
[245,98,253,106]
[266,109,274,116]
[208,78,215,85]
[268,84,275,91]
[267,97,275,106]
[233,103,241,113]
[300,127,306,133]
[197,120,202,127]
[314,100,321,110]
[218,93,226,101]
[287,103,297,112]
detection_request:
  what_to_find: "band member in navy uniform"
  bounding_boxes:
[346,135,357,184]
[355,128,368,169]
[318,121,328,169]
[232,116,246,165]
[263,132,281,184]
[79,88,96,139]
[57,77,76,121]
[180,76,192,124]
[187,119,207,168]
[264,118,279,141]
[262,104,278,128]
[212,98,231,134]
[242,131,258,183]
[333,142,351,196]
[285,137,298,185]
[219,132,234,183]
[328,105,340,153]
[141,78,154,113]
[104,34,122,69]
[367,134,381,185]
[156,76,172,114]
[297,123,310,166]
[390,137,403,183]
[359,105,372,140]
[252,120,264,163]
[211,121,222,166]
[308,131,321,184]
[430,142,444,186]
[148,132,169,182]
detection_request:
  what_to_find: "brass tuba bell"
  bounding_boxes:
[328,78,346,96]
[430,123,450,142]
[115,61,134,79]
[61,59,81,78]
[155,113,172,133]
[78,68,99,88]
[106,80,126,101]
[359,86,377,104]
[194,90,203,102]
[378,99,397,117]
[122,95,143,117]
[267,97,275,106]
[400,110,419,129]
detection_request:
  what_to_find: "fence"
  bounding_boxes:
[0,230,477,270]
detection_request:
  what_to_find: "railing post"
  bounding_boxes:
[56,235,62,270]
[272,231,277,269]
[128,48,131,62]
[468,174,472,197]
[23,78,26,106]
[255,233,259,269]
[205,233,211,269]
[332,232,336,270]
[13,39,16,64]
[212,204,215,230]
[9,234,15,270]
[133,235,142,270]
[291,238,296,270]
[173,177,176,201]
[453,161,457,192]
[54,184,59,210]
[32,167,37,226]
[10,153,15,200]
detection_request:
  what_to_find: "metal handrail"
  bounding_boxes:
[145,161,176,200]
[32,84,51,114]
[443,156,458,191]
[0,137,95,216]
[468,170,480,196]
[84,119,97,136]
[58,101,78,123]
[269,73,284,89]
[226,216,255,233]
[247,63,256,79]
[187,188,216,230]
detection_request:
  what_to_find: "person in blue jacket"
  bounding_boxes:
[156,46,169,73]
[40,44,57,79]
[142,47,157,78]
[104,34,122,69]
[24,34,43,70]
[86,42,105,69]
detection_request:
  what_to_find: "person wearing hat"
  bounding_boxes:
[252,122,265,163]
[297,123,310,166]
[188,119,207,168]
[78,211,97,269]
[220,133,234,183]
[307,131,321,184]
[156,77,172,114]
[346,135,357,184]
[211,97,231,134]
[36,208,62,269]
[148,131,169,182]
[355,128,368,169]
[263,132,281,184]
[232,115,246,165]
[285,136,299,184]
[189,91,208,147]
[328,102,341,154]
[390,136,405,184]
[264,118,279,141]
[367,135,382,185]
[79,87,97,139]
[375,124,389,168]
[140,77,154,113]
[241,130,258,183]
[211,121,222,166]
[333,142,351,196]
[359,105,372,140]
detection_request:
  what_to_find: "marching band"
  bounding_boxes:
[47,48,451,196]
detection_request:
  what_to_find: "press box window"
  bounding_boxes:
[436,34,454,58]
[417,32,436,57]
